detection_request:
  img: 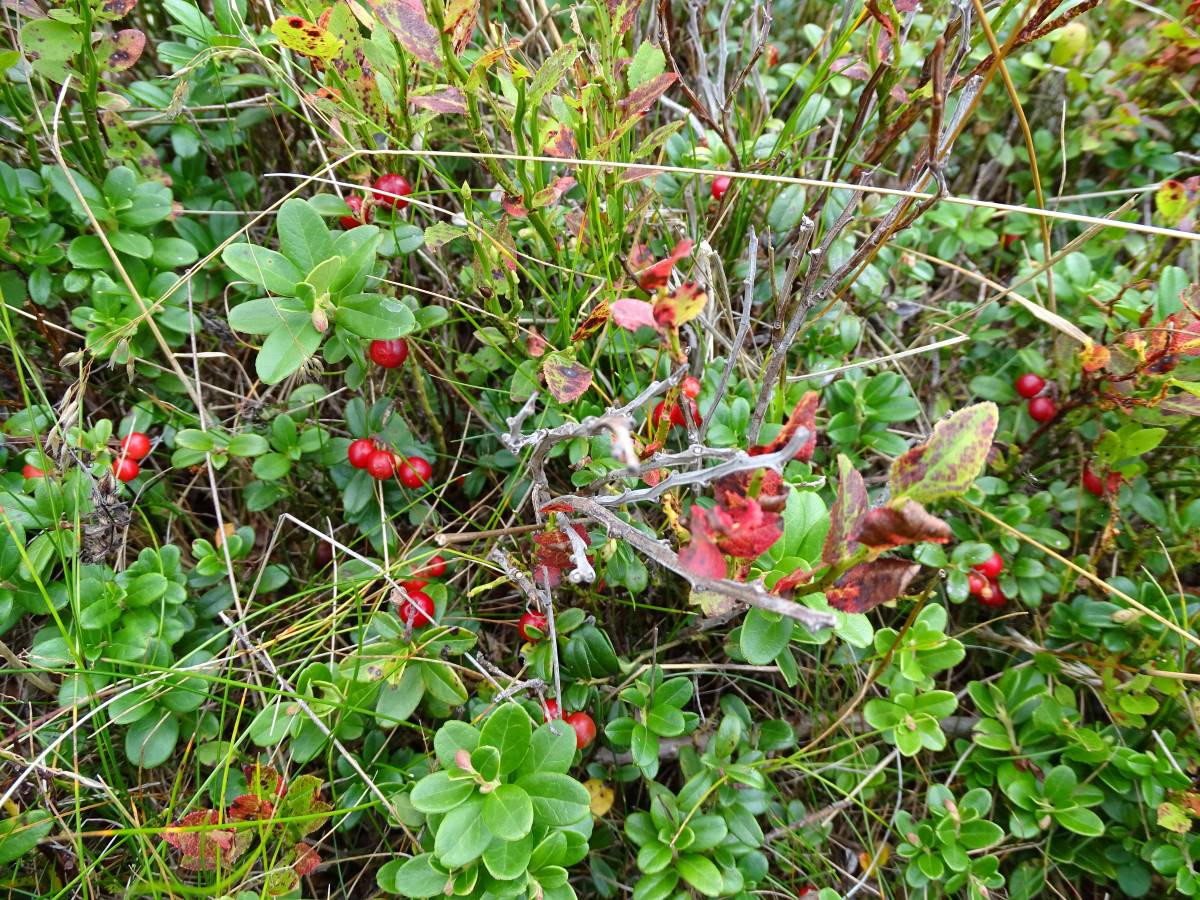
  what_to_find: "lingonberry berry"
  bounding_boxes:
[417,554,446,578]
[399,590,436,628]
[711,175,732,201]
[403,578,429,592]
[366,450,396,480]
[113,458,140,482]
[979,581,1006,608]
[348,438,376,469]
[967,572,988,596]
[974,551,1004,579]
[369,338,408,368]
[519,610,548,642]
[564,711,597,749]
[21,464,45,479]
[399,456,432,489]
[372,174,412,209]
[1028,396,1057,422]
[339,194,372,229]
[1082,465,1105,497]
[1014,373,1045,399]
[542,699,561,721]
[120,431,151,460]
[682,375,701,399]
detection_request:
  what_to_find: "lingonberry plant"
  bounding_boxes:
[2,0,1198,897]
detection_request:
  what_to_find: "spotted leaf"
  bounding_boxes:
[271,16,344,59]
[854,499,952,552]
[889,402,998,505]
[542,351,592,403]
[821,454,867,566]
[826,558,921,614]
[368,0,439,65]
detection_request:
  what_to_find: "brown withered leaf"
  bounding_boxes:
[855,499,952,552]
[617,72,677,121]
[826,558,921,614]
[572,300,609,342]
[368,0,439,65]
[821,454,867,566]
[542,351,592,403]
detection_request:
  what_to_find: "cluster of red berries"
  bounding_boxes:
[338,174,412,229]
[397,554,447,629]
[1082,464,1121,498]
[966,551,1006,608]
[518,609,597,749]
[1015,373,1056,423]
[651,376,702,430]
[347,437,433,486]
[113,431,152,483]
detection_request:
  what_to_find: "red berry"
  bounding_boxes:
[518,611,548,642]
[399,456,432,489]
[403,578,429,592]
[120,432,151,460]
[979,581,1006,608]
[416,554,446,578]
[339,194,372,229]
[711,175,732,201]
[542,699,561,721]
[21,464,45,479]
[366,450,396,480]
[767,44,780,67]
[652,400,686,429]
[1082,465,1105,497]
[682,375,701,399]
[314,542,334,568]
[967,572,988,596]
[399,589,436,628]
[564,711,596,749]
[372,174,413,209]
[348,438,376,469]
[112,458,139,482]
[1014,373,1045,399]
[1028,396,1057,422]
[974,552,1004,579]
[1001,233,1021,250]
[369,338,408,369]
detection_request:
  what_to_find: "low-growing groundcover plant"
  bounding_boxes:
[1,0,1200,897]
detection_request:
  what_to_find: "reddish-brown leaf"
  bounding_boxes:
[532,175,576,208]
[1080,342,1110,372]
[408,86,466,113]
[821,454,867,566]
[774,567,815,596]
[101,0,137,17]
[826,558,921,614]
[653,282,707,329]
[102,28,145,71]
[571,300,610,342]
[607,0,638,33]
[227,793,274,822]
[618,72,677,120]
[854,499,952,552]
[164,810,251,871]
[525,330,547,357]
[368,0,439,64]
[533,524,590,587]
[292,842,321,876]
[750,391,819,462]
[632,238,693,291]
[542,352,592,403]
[610,298,658,331]
[502,194,529,218]
[544,124,578,159]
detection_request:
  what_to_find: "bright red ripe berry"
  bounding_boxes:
[348,438,376,468]
[369,338,408,369]
[967,572,988,596]
[112,458,139,482]
[366,450,396,480]
[564,711,596,749]
[399,589,436,628]
[399,456,432,489]
[1014,373,1046,399]
[652,400,686,429]
[1028,396,1057,423]
[979,581,1006,608]
[1082,465,1105,497]
[372,174,413,209]
[416,555,446,578]
[339,194,372,229]
[21,464,45,479]
[711,175,732,201]
[403,578,429,592]
[682,375,701,399]
[974,552,1004,579]
[519,611,548,642]
[120,432,151,460]
[542,699,561,721]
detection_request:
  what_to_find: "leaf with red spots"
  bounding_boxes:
[408,86,466,113]
[164,810,252,871]
[855,499,952,552]
[679,516,727,579]
[653,282,707,329]
[271,16,344,59]
[617,72,677,121]
[443,0,478,53]
[821,454,867,566]
[889,402,998,505]
[571,300,609,342]
[631,238,693,291]
[750,391,819,462]
[826,558,921,613]
[608,0,638,34]
[610,298,658,332]
[99,28,145,71]
[544,124,579,160]
[368,0,439,65]
[542,351,592,403]
[532,175,576,209]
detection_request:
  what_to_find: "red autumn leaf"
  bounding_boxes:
[1080,342,1110,372]
[227,793,274,821]
[526,330,547,357]
[826,558,921,614]
[408,86,466,113]
[652,282,707,329]
[502,194,529,218]
[292,842,321,877]
[608,0,637,34]
[542,351,593,403]
[705,495,782,559]
[533,175,576,209]
[678,516,727,579]
[611,298,658,331]
[533,524,591,587]
[631,239,693,291]
[750,391,819,462]
[617,72,678,120]
[368,0,439,65]
[164,810,251,871]
[544,124,578,159]
[774,567,815,596]
[821,454,867,566]
[854,499,952,552]
[571,300,610,342]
